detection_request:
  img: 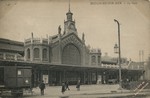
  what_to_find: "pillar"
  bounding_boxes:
[83,71,86,84]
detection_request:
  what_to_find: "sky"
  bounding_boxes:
[0,0,150,61]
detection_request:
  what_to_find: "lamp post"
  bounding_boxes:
[114,19,122,90]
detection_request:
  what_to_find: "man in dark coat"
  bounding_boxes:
[39,80,45,95]
[61,82,66,94]
[65,81,70,90]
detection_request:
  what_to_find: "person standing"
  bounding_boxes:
[39,80,45,95]
[61,82,66,94]
[76,80,80,91]
[65,81,70,90]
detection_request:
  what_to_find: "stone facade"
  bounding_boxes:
[24,8,101,67]
[24,36,50,62]
[89,49,101,66]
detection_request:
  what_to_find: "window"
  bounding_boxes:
[34,48,40,58]
[18,70,22,75]
[98,56,101,64]
[62,44,81,65]
[91,55,96,64]
[27,48,30,59]
[43,48,47,59]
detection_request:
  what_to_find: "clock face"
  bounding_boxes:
[69,24,75,30]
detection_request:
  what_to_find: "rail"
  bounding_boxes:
[24,38,48,45]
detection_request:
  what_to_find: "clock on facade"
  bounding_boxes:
[69,24,75,30]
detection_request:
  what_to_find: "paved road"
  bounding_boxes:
[1,84,149,98]
[22,84,149,98]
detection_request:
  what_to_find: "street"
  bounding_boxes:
[22,84,149,98]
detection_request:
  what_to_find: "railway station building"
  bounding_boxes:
[23,8,103,86]
[0,6,145,87]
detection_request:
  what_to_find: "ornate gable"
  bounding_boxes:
[61,33,84,50]
[60,33,85,65]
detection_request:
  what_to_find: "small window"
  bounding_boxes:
[25,79,29,84]
[42,48,47,59]
[27,48,30,59]
[34,48,40,58]
[91,55,96,64]
[98,56,101,64]
[18,70,22,75]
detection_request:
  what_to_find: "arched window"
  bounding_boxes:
[98,56,101,64]
[42,48,47,59]
[62,44,81,65]
[34,48,39,58]
[91,55,96,64]
[27,48,30,59]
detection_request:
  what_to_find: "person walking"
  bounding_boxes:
[65,81,70,90]
[39,80,45,95]
[76,80,80,91]
[61,82,66,94]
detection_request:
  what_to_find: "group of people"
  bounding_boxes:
[62,80,80,94]
[39,80,81,95]
[61,81,70,94]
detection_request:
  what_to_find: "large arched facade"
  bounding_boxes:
[62,43,81,65]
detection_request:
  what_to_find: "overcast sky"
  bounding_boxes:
[0,0,150,61]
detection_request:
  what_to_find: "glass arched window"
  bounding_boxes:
[27,48,30,59]
[42,48,47,59]
[34,48,39,58]
[98,56,101,64]
[91,55,96,64]
[62,44,81,65]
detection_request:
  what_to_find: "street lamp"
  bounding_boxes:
[114,19,122,90]
[114,43,119,54]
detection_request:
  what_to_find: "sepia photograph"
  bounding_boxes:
[0,0,150,98]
